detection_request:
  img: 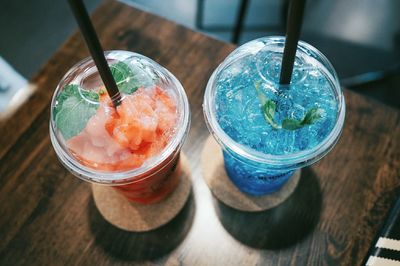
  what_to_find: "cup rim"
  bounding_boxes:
[203,36,346,169]
[49,50,191,184]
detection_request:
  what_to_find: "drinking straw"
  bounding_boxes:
[67,0,121,107]
[279,0,307,85]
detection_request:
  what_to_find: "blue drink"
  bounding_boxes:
[203,37,345,196]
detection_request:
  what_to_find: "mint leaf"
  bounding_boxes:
[254,82,280,129]
[264,100,276,118]
[263,100,281,129]
[253,82,324,131]
[110,61,139,94]
[302,107,324,125]
[282,118,303,130]
[53,84,75,117]
[81,88,100,102]
[54,84,99,140]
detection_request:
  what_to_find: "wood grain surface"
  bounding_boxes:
[0,1,399,265]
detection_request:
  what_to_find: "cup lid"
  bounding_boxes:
[203,36,345,170]
[50,51,190,183]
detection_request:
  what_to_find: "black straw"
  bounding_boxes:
[67,0,121,107]
[279,0,307,85]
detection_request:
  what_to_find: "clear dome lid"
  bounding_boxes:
[50,51,190,183]
[203,36,345,169]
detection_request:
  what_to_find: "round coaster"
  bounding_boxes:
[92,154,192,232]
[201,136,301,212]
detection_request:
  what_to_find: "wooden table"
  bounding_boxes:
[1,1,399,265]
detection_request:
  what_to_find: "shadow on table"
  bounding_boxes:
[214,167,322,249]
[86,190,195,261]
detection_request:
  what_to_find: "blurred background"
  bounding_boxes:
[0,0,399,111]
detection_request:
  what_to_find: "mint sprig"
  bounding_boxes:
[254,82,324,130]
[54,84,99,140]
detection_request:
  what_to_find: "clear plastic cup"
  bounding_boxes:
[50,50,190,204]
[203,36,345,196]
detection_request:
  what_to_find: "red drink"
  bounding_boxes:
[50,51,190,204]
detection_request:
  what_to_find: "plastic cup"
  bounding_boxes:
[50,50,190,204]
[203,36,345,196]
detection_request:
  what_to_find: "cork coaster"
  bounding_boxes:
[92,154,192,232]
[201,136,301,212]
